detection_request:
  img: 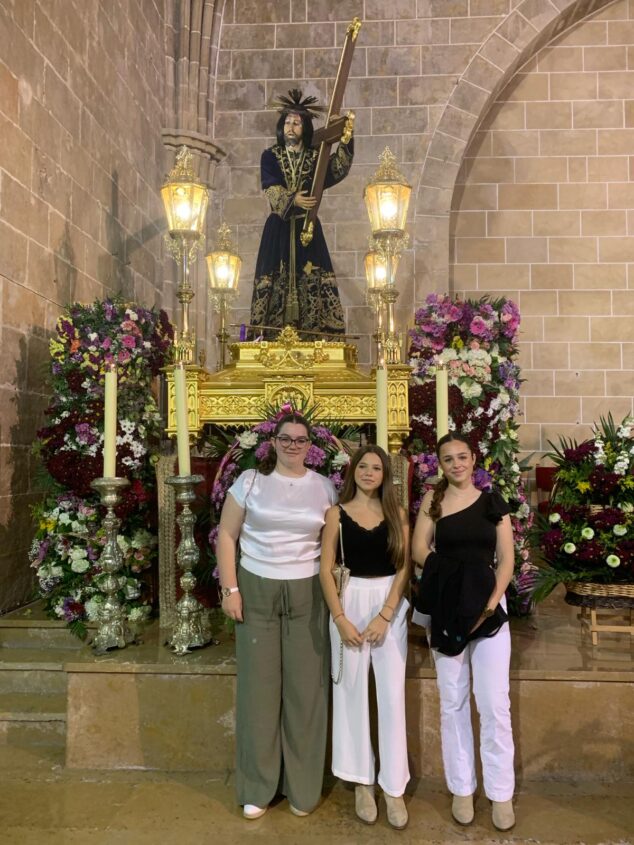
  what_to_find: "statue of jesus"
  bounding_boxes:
[248,89,354,339]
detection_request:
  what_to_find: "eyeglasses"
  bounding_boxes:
[275,435,311,448]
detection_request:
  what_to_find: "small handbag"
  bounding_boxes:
[331,521,351,597]
[331,519,350,685]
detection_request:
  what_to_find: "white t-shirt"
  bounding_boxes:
[228,468,337,579]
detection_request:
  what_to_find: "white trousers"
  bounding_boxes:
[432,610,514,802]
[330,575,410,797]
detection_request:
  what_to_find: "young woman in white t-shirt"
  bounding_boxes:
[217,413,337,820]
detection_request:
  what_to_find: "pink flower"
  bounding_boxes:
[121,335,136,349]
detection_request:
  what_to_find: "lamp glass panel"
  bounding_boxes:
[364,181,411,235]
[206,251,241,292]
[161,182,208,235]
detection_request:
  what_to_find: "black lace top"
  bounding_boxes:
[338,505,396,578]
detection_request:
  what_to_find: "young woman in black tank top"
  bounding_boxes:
[320,446,410,829]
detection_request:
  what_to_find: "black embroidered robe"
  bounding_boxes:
[249,139,353,339]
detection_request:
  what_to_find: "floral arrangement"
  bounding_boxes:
[406,294,535,614]
[532,414,634,600]
[31,298,173,637]
[205,403,353,578]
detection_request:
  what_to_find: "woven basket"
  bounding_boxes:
[565,580,634,609]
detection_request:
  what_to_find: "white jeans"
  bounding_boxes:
[433,611,514,802]
[330,575,410,797]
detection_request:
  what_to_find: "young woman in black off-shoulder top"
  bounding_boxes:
[412,432,516,832]
[320,446,410,830]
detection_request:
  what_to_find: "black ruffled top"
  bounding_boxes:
[338,505,396,578]
[415,490,511,656]
[435,490,510,567]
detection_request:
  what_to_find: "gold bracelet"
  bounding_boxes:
[333,612,345,622]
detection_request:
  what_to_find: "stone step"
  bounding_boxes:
[0,623,87,650]
[0,659,67,695]
[0,692,67,750]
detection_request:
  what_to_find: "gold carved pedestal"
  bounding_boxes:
[165,327,410,453]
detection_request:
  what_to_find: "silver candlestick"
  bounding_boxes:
[165,474,212,654]
[91,476,133,654]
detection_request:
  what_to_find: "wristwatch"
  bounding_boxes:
[481,607,495,619]
[221,586,240,599]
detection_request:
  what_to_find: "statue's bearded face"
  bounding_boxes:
[284,112,303,147]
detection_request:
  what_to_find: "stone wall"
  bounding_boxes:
[451,0,634,453]
[0,0,169,612]
[2,0,633,611]
[212,0,632,459]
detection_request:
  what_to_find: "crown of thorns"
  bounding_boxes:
[270,89,327,119]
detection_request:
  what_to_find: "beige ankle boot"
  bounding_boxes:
[355,784,377,825]
[384,794,408,830]
[492,799,515,831]
[451,794,474,825]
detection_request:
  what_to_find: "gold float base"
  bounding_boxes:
[166,326,411,453]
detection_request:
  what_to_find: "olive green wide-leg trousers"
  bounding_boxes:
[235,568,329,812]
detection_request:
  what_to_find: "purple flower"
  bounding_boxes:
[254,420,276,435]
[208,525,219,551]
[305,444,326,468]
[62,598,84,622]
[469,316,493,340]
[331,471,345,490]
[255,441,273,461]
[473,467,493,491]
[75,423,97,445]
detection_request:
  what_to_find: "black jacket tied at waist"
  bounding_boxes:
[415,551,508,656]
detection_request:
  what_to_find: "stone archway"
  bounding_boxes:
[413,0,614,304]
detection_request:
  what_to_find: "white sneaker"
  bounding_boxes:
[289,804,310,817]
[243,804,267,819]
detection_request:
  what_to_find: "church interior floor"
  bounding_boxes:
[1,591,632,844]
[0,744,632,845]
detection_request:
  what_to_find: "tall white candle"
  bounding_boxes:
[376,366,389,452]
[435,363,449,441]
[173,363,191,476]
[103,364,117,478]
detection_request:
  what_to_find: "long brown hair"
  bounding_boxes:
[339,445,406,569]
[257,412,312,475]
[428,432,474,522]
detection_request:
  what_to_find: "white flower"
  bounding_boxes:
[127,606,150,623]
[126,309,138,321]
[117,535,130,553]
[563,543,576,554]
[237,431,259,449]
[84,597,102,621]
[620,502,633,514]
[581,527,594,540]
[606,554,620,568]
[54,601,65,618]
[613,524,627,537]
[70,557,90,573]
[58,513,71,525]
[549,512,561,524]
[131,529,155,549]
[331,451,350,470]
[460,381,483,400]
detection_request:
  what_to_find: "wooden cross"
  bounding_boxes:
[300,17,362,247]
